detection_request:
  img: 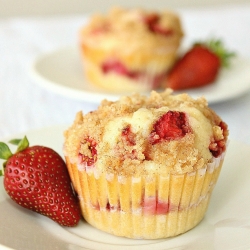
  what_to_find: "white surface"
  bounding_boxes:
[0,125,250,250]
[30,46,250,104]
[0,0,250,18]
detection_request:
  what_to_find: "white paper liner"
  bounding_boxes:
[82,58,175,92]
[65,152,226,239]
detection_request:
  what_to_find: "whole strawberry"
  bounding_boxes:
[0,136,81,227]
[166,39,235,90]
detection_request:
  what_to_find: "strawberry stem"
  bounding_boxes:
[9,138,22,145]
[10,136,29,153]
[0,142,13,176]
[206,39,235,67]
[0,136,29,176]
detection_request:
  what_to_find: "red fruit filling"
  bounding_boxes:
[122,125,136,146]
[149,111,191,144]
[91,201,121,212]
[120,125,138,160]
[101,60,166,89]
[143,13,173,36]
[142,196,170,215]
[102,60,139,79]
[105,201,121,211]
[91,197,174,215]
[90,22,111,35]
[79,137,97,166]
[209,121,228,158]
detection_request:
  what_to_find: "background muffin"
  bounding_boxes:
[64,89,228,239]
[79,7,183,92]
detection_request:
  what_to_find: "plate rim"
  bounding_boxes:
[30,46,250,104]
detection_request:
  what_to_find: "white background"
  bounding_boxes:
[0,0,249,18]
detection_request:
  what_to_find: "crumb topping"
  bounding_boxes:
[80,7,183,54]
[64,89,228,176]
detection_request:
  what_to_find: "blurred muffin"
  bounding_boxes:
[79,7,183,92]
[64,89,228,239]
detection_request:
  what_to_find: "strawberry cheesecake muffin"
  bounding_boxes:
[79,7,183,92]
[63,89,228,239]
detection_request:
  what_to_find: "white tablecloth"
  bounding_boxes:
[1,3,250,145]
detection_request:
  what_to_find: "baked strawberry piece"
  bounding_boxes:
[143,13,174,36]
[149,111,191,144]
[209,121,228,157]
[101,59,167,89]
[79,136,97,166]
[121,125,136,146]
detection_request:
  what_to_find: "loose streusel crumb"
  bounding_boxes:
[64,89,228,176]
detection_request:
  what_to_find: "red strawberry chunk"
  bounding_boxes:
[142,196,156,215]
[101,60,140,80]
[122,125,136,146]
[120,125,139,160]
[79,137,97,166]
[90,22,111,35]
[105,201,121,211]
[101,59,168,89]
[144,13,159,26]
[150,24,173,36]
[142,197,171,215]
[149,111,190,144]
[209,121,228,157]
[156,200,170,214]
[102,60,128,75]
[143,13,173,36]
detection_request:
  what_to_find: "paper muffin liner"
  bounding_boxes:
[80,48,178,92]
[65,152,225,239]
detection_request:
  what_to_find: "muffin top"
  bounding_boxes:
[79,7,183,54]
[64,89,228,177]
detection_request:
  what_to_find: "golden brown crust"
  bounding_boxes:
[64,89,228,176]
[80,7,183,57]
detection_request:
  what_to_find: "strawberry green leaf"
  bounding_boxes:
[194,38,235,68]
[0,142,13,160]
[206,39,236,67]
[16,136,29,153]
[9,138,22,145]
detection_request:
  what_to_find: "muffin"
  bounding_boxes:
[79,7,183,92]
[63,89,228,239]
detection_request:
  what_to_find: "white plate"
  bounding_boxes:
[30,46,250,104]
[1,126,250,250]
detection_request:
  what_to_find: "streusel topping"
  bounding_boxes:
[64,89,228,176]
[80,7,183,54]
